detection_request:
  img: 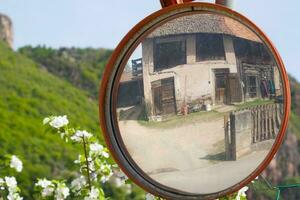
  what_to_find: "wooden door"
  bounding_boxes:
[227,74,243,104]
[152,78,176,115]
[215,69,229,104]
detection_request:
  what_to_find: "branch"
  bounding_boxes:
[82,136,92,191]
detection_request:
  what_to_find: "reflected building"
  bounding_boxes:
[115,12,286,194]
[136,14,282,120]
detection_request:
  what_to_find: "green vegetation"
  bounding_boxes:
[290,112,300,139]
[18,45,112,98]
[0,42,144,199]
[2,40,300,199]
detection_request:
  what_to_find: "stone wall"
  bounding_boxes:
[0,14,13,48]
[225,104,282,161]
[225,110,253,160]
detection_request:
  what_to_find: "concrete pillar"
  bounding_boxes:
[186,35,196,64]
[142,39,154,117]
[223,35,237,70]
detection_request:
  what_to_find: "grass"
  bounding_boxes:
[234,99,275,110]
[137,99,274,129]
[138,110,223,129]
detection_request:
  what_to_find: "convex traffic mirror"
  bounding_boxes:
[99,2,290,199]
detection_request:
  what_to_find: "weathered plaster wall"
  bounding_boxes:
[273,66,283,96]
[142,34,238,116]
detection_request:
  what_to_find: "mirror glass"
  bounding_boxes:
[115,13,284,194]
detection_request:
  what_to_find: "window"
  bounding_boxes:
[196,33,225,61]
[154,40,186,71]
[247,76,258,98]
[234,38,272,64]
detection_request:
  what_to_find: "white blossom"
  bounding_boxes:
[145,193,156,200]
[70,130,92,142]
[236,186,249,200]
[7,192,23,200]
[35,179,53,188]
[41,187,54,197]
[43,117,51,125]
[89,143,103,154]
[113,171,128,187]
[101,151,109,158]
[251,176,259,183]
[55,183,70,200]
[35,179,55,197]
[10,155,23,172]
[84,187,100,200]
[71,176,86,192]
[89,143,108,157]
[100,171,113,183]
[5,177,17,191]
[49,115,69,129]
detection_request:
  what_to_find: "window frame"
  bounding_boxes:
[153,37,187,71]
[196,33,226,62]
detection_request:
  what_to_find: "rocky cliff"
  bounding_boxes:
[0,13,13,48]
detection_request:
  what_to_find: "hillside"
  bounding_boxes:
[0,42,146,200]
[18,46,112,98]
[2,41,300,199]
[0,41,101,198]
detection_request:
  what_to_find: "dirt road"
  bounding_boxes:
[117,105,270,193]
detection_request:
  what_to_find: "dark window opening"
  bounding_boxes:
[234,38,272,64]
[154,40,186,71]
[196,33,225,61]
[247,76,258,98]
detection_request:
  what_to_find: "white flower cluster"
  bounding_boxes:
[35,179,70,200]
[236,186,249,200]
[43,115,69,129]
[71,176,86,194]
[112,170,128,187]
[89,143,109,158]
[145,193,156,200]
[84,187,100,200]
[0,177,23,200]
[10,155,23,173]
[35,179,54,197]
[55,183,70,200]
[70,130,92,142]
[40,115,130,200]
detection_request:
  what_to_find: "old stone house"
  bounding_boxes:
[140,14,282,118]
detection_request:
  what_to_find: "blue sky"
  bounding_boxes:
[0,0,299,80]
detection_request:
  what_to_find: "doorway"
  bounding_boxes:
[215,69,229,104]
[152,77,176,116]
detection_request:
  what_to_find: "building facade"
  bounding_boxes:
[140,14,282,119]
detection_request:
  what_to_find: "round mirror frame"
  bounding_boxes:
[99,3,291,199]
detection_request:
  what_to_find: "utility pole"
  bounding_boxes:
[215,0,234,9]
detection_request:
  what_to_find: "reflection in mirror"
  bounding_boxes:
[116,13,283,194]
